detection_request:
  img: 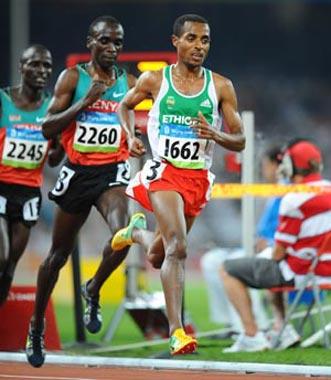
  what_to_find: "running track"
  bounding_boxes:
[1,363,331,380]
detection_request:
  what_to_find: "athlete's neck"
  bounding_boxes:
[173,62,203,81]
[11,84,43,109]
[88,61,117,85]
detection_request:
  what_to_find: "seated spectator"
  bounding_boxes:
[200,145,282,334]
[221,140,330,352]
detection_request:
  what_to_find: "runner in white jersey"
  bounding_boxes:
[112,14,245,355]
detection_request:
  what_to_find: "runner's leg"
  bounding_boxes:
[32,207,89,331]
[149,190,187,335]
[87,187,130,296]
[0,221,30,305]
[132,213,196,270]
[0,216,9,274]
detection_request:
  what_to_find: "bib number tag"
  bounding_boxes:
[73,122,121,153]
[157,124,206,169]
[2,127,48,169]
[141,159,166,185]
[23,197,40,221]
[51,166,75,196]
[115,161,131,184]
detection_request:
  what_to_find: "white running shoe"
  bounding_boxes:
[268,324,301,350]
[223,331,271,353]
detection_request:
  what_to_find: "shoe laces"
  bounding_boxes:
[83,282,100,306]
[28,330,45,353]
[85,294,100,320]
[87,299,100,315]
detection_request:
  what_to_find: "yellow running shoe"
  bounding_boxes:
[111,212,147,251]
[169,328,198,355]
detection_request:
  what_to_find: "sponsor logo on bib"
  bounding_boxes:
[9,114,21,122]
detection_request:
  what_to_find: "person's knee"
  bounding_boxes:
[43,248,69,272]
[221,260,238,280]
[219,263,228,280]
[165,235,187,260]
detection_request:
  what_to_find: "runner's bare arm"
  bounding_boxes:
[42,68,107,139]
[47,136,65,167]
[119,71,159,136]
[118,71,161,157]
[191,74,245,152]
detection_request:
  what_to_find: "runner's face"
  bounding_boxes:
[88,22,124,68]
[173,21,210,67]
[21,49,52,90]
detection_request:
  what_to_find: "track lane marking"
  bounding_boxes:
[0,375,96,380]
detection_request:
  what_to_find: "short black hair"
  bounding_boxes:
[20,44,51,63]
[88,15,121,37]
[173,14,208,37]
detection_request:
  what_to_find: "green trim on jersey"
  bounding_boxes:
[163,65,214,124]
[155,65,219,169]
[72,64,128,104]
[0,88,50,126]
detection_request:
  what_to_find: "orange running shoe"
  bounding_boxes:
[169,328,198,355]
[111,212,146,251]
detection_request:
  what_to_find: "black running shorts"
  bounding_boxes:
[49,160,130,214]
[0,182,42,227]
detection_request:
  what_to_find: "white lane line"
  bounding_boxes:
[0,375,96,380]
[1,353,331,377]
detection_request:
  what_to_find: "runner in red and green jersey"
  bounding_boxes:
[0,45,63,306]
[26,16,142,368]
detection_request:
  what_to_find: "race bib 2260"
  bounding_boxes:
[73,111,121,153]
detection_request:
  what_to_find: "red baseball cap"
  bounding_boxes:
[288,141,322,169]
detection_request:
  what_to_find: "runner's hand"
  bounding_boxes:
[191,111,215,140]
[128,136,146,157]
[83,81,108,107]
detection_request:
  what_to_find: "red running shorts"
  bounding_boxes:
[126,159,215,217]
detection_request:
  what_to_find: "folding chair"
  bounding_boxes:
[271,232,331,349]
